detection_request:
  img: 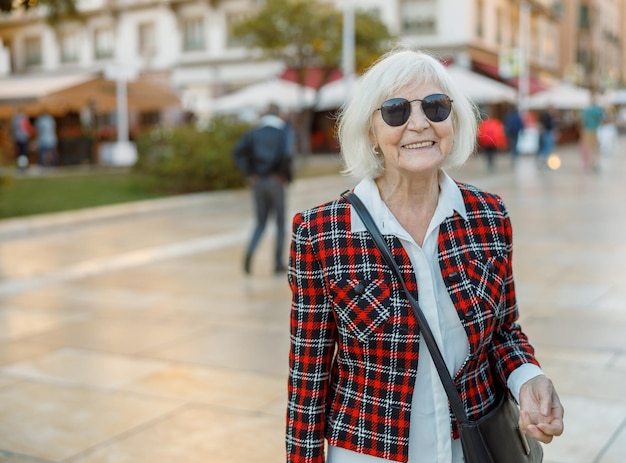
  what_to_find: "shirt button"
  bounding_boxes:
[464,310,475,321]
[486,261,495,272]
[353,283,365,295]
[447,272,461,283]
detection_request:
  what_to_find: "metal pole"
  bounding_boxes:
[518,0,530,112]
[116,77,129,143]
[342,0,355,79]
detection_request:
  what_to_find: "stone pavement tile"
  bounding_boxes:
[123,364,284,413]
[538,356,626,403]
[612,353,626,372]
[0,375,19,389]
[260,394,288,418]
[598,423,626,463]
[0,452,52,463]
[0,381,183,461]
[68,248,291,324]
[0,307,88,342]
[143,321,290,377]
[0,340,58,369]
[22,317,211,356]
[592,285,626,313]
[534,345,614,370]
[541,395,626,463]
[517,281,611,312]
[0,348,170,388]
[71,244,247,298]
[523,312,626,352]
[66,405,284,463]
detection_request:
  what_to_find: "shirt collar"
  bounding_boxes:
[350,170,467,237]
[259,114,285,129]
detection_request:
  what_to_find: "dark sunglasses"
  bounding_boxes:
[375,93,453,126]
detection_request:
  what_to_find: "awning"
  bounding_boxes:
[313,66,517,111]
[526,82,591,109]
[0,72,98,102]
[0,71,180,118]
[205,78,315,117]
[40,73,180,113]
[279,67,343,89]
[445,66,517,104]
[472,61,548,94]
[315,75,358,111]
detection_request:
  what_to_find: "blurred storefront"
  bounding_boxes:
[0,71,181,166]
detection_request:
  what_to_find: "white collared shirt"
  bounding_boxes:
[328,171,542,463]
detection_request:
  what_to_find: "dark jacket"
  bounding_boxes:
[233,115,292,182]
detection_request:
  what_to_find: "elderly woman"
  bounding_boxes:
[286,47,564,463]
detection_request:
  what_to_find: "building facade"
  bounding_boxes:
[0,0,624,119]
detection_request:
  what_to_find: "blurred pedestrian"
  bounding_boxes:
[35,110,58,167]
[10,107,33,170]
[233,103,293,275]
[516,111,541,157]
[580,98,606,171]
[477,112,506,171]
[286,46,563,463]
[538,106,557,167]
[503,105,524,162]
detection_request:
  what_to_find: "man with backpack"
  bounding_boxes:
[233,103,294,275]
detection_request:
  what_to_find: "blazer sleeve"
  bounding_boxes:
[488,199,540,385]
[286,212,336,463]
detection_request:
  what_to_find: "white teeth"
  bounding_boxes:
[404,141,433,149]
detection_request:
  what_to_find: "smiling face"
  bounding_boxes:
[369,81,454,181]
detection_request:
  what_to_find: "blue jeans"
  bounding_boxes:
[246,176,286,269]
[540,130,555,159]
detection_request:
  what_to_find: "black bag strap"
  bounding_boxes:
[342,190,470,424]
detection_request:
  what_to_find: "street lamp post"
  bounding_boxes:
[104,64,138,166]
[342,0,355,88]
[518,0,530,113]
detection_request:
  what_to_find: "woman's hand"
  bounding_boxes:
[518,375,564,443]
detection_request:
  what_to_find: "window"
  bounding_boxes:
[60,30,80,63]
[579,4,590,28]
[400,0,437,35]
[475,0,484,38]
[182,17,205,51]
[496,7,502,44]
[139,110,160,127]
[25,36,42,66]
[138,22,156,57]
[226,10,250,47]
[94,27,114,59]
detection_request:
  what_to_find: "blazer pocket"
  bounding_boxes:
[329,278,392,342]
[465,255,508,312]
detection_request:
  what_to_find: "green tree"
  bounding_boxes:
[0,0,79,24]
[233,0,392,153]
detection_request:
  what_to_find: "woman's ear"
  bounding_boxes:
[368,128,377,148]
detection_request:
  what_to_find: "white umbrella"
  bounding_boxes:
[526,82,591,109]
[208,78,315,115]
[315,75,359,111]
[601,89,626,106]
[445,66,517,104]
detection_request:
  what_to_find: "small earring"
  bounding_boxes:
[372,145,380,155]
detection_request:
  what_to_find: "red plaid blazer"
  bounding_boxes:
[286,182,539,463]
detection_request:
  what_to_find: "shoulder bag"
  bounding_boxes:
[342,190,543,463]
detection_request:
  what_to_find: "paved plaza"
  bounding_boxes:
[1,141,626,463]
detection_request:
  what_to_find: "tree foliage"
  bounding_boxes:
[233,0,393,85]
[232,0,393,154]
[0,0,79,24]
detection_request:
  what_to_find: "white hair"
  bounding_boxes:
[337,46,479,179]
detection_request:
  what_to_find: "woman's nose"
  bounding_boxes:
[406,103,430,130]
